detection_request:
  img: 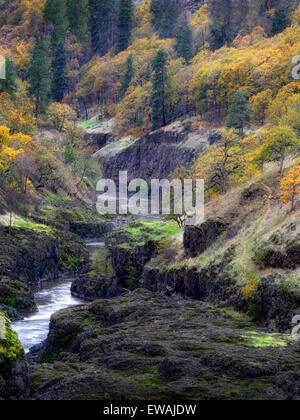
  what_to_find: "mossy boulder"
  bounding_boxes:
[0,312,29,399]
[0,227,88,285]
[184,219,229,257]
[0,278,36,320]
[254,227,300,270]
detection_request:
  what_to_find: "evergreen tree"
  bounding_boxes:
[44,0,67,44]
[88,0,117,56]
[122,53,134,96]
[151,48,169,130]
[66,0,88,44]
[150,0,179,39]
[28,39,51,116]
[271,7,291,35]
[51,39,68,102]
[116,0,133,53]
[226,89,252,136]
[209,0,232,50]
[0,59,17,97]
[175,22,193,63]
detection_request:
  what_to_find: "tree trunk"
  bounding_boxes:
[279,154,285,177]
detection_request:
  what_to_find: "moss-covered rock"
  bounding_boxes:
[253,226,300,270]
[106,221,180,287]
[0,227,88,318]
[0,311,29,400]
[34,205,113,239]
[0,278,36,319]
[184,219,229,257]
[0,227,88,285]
[29,290,300,400]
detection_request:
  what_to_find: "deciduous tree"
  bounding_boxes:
[151,48,169,130]
[280,164,300,211]
[254,126,300,177]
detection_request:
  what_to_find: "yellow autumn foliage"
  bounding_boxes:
[0,126,32,171]
[280,164,300,211]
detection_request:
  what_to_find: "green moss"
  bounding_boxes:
[0,313,24,364]
[92,248,115,278]
[78,120,100,129]
[223,308,251,322]
[44,191,63,204]
[241,331,289,348]
[58,241,80,272]
[41,206,99,224]
[117,220,181,250]
[0,279,36,314]
[125,267,142,290]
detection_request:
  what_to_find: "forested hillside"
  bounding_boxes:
[0,0,300,401]
[0,1,300,188]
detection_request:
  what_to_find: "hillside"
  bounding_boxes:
[0,0,299,402]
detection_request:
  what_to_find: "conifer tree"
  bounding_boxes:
[151,48,169,130]
[51,39,68,103]
[28,39,51,116]
[0,59,17,97]
[209,0,232,50]
[44,0,67,44]
[116,0,133,53]
[226,89,252,136]
[175,22,193,63]
[66,0,88,44]
[122,53,134,96]
[150,0,179,39]
[271,7,291,35]
[88,0,117,56]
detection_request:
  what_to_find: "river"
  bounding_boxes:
[12,240,104,353]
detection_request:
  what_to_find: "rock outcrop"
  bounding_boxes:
[0,227,88,285]
[96,122,208,181]
[84,119,114,152]
[0,312,29,400]
[0,227,88,319]
[29,289,300,400]
[184,219,229,257]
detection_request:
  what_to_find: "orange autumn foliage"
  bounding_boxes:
[280,164,300,211]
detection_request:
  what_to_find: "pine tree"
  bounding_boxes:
[209,0,232,50]
[271,7,291,35]
[151,48,169,130]
[51,39,68,103]
[0,59,17,97]
[175,22,193,63]
[116,0,133,53]
[28,39,51,116]
[44,0,67,44]
[150,0,179,39]
[226,89,252,136]
[280,164,300,211]
[88,0,117,56]
[122,53,134,96]
[66,0,88,44]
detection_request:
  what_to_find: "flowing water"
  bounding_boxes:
[12,240,104,353]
